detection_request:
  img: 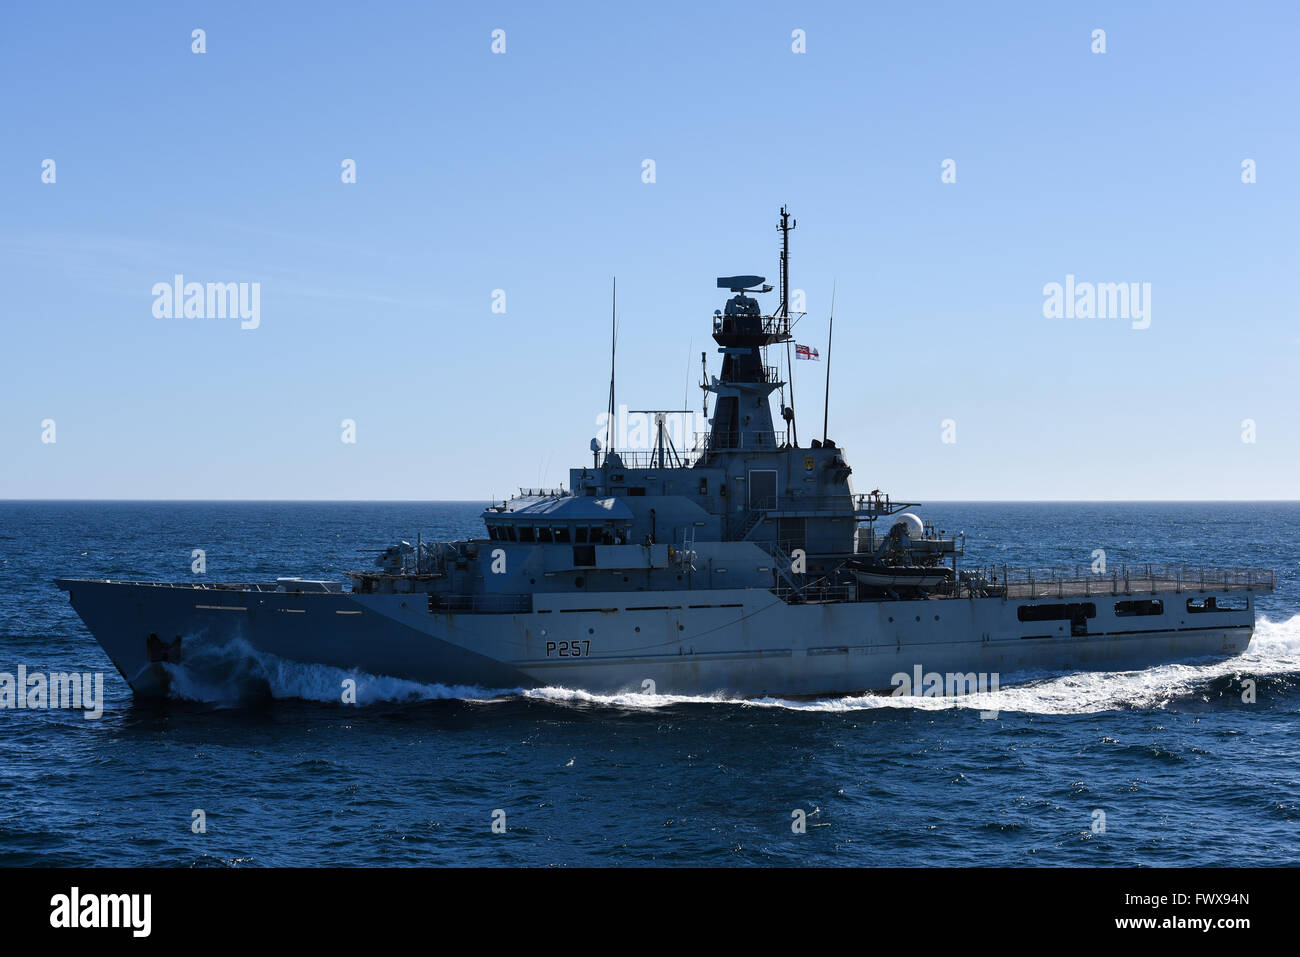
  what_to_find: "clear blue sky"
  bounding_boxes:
[1,1,1296,500]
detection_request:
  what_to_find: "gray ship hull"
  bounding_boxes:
[55,578,1257,701]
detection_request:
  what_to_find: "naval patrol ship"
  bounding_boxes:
[56,208,1273,700]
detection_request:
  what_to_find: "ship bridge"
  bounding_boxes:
[484,494,632,545]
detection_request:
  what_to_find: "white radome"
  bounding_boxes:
[893,513,925,540]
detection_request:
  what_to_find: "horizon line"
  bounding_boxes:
[3,498,1299,505]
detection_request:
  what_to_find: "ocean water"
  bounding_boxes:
[0,500,1296,867]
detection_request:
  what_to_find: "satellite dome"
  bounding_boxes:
[891,513,924,540]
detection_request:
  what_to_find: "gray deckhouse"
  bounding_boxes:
[353,207,960,605]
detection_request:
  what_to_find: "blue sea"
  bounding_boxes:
[0,501,1296,867]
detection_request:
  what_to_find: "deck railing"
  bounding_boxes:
[79,580,326,593]
[602,429,791,469]
[696,429,788,453]
[605,448,704,469]
[712,315,791,337]
[965,564,1273,599]
[771,584,855,604]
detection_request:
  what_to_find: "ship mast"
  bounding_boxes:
[778,204,794,322]
[778,205,798,447]
[823,280,835,444]
[604,277,616,462]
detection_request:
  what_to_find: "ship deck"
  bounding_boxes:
[57,563,1273,607]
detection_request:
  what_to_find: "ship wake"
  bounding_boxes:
[745,613,1300,715]
[160,638,512,708]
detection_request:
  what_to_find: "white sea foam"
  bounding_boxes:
[529,614,1300,715]
[755,613,1300,715]
[163,637,513,707]
[520,686,736,709]
[162,616,1300,715]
